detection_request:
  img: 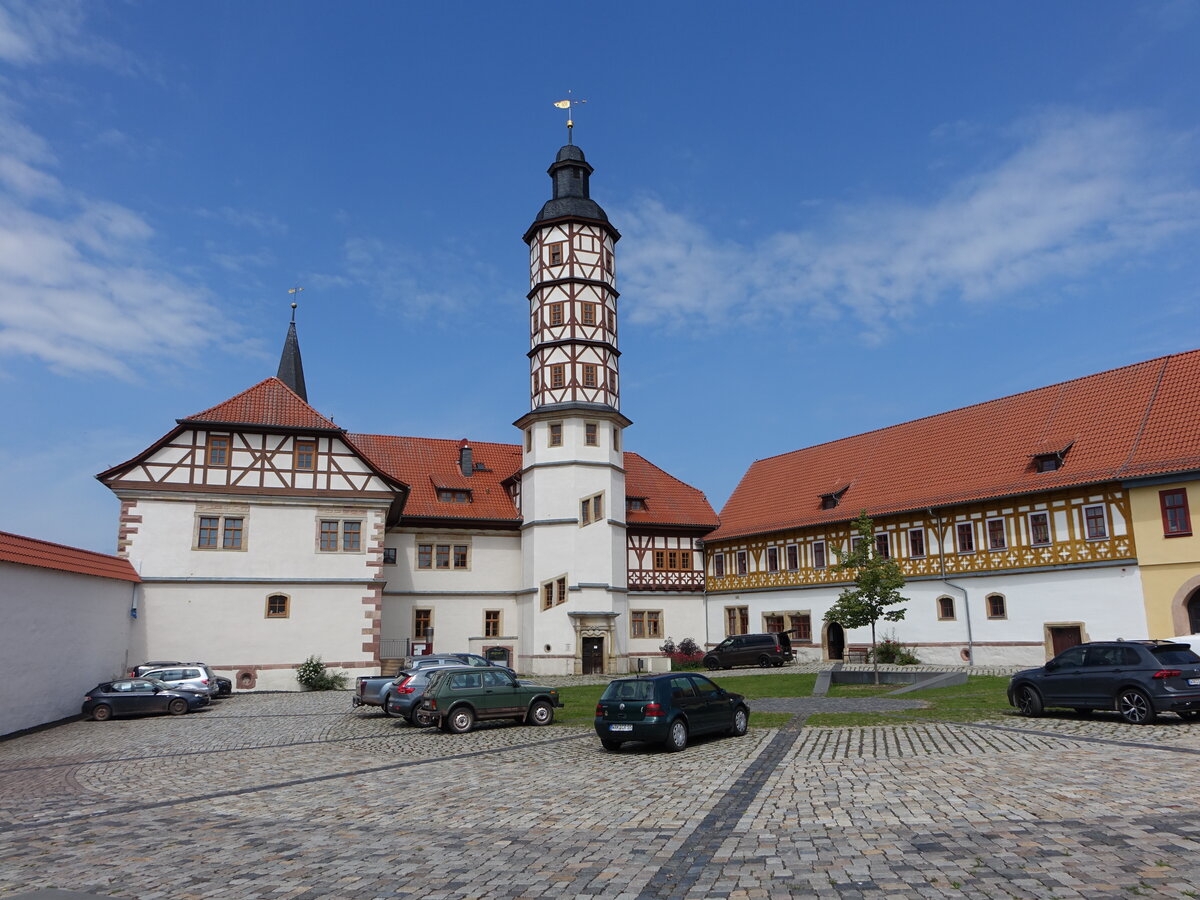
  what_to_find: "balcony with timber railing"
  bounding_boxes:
[627,569,706,592]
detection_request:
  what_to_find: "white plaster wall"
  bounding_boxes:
[127,497,386,579]
[381,592,520,660]
[707,564,1147,668]
[1,563,135,736]
[132,581,375,691]
[627,593,710,656]
[384,531,522,594]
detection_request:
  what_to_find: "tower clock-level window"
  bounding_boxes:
[549,303,564,326]
[548,422,563,446]
[541,575,568,610]
[265,594,289,618]
[294,440,316,470]
[582,303,596,325]
[583,364,597,387]
[196,514,245,550]
[319,519,361,552]
[548,242,564,265]
[585,422,598,445]
[206,435,230,467]
[550,364,565,389]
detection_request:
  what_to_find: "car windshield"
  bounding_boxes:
[1152,646,1200,665]
[601,680,655,702]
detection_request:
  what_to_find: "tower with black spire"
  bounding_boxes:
[277,302,308,401]
[514,143,631,675]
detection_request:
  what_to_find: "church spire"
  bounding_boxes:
[276,294,308,402]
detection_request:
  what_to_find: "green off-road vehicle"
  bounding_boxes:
[419,666,563,734]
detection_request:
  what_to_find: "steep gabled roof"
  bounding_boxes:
[0,531,140,582]
[624,453,719,529]
[349,434,523,522]
[180,377,339,432]
[710,349,1200,542]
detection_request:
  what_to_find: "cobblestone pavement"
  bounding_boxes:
[2,680,1199,899]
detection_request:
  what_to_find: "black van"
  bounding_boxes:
[703,633,794,669]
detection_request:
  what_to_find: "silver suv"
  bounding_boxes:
[139,664,219,698]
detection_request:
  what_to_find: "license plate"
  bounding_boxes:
[1189,678,1200,686]
[609,724,633,732]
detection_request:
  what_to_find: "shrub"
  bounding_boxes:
[869,636,921,666]
[295,655,349,691]
[659,636,705,670]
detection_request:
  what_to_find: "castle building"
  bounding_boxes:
[92,140,1200,688]
[96,142,717,688]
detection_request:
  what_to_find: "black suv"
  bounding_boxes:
[703,633,793,670]
[1008,640,1200,724]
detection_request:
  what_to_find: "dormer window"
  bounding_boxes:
[819,485,849,510]
[1030,442,1073,473]
[437,489,471,503]
[627,497,648,512]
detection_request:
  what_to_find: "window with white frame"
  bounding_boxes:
[735,550,748,576]
[874,533,890,558]
[766,546,779,572]
[956,522,975,553]
[1029,511,1052,546]
[908,528,926,558]
[812,541,827,569]
[713,553,726,578]
[786,544,799,570]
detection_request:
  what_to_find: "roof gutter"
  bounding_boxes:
[930,508,973,666]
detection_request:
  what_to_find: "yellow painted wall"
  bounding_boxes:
[1128,480,1200,636]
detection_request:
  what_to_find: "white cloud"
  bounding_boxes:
[618,110,1200,342]
[0,0,131,70]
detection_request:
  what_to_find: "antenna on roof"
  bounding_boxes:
[553,91,586,144]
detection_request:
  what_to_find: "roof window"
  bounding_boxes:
[1030,441,1073,473]
[819,485,849,510]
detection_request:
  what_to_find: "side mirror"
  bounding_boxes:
[1044,660,1059,672]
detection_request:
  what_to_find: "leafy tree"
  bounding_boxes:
[824,511,909,683]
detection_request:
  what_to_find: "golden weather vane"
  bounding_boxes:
[287,285,304,322]
[553,91,587,144]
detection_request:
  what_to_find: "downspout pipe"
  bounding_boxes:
[930,509,974,666]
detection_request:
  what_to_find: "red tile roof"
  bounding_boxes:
[348,434,523,522]
[0,531,140,582]
[710,349,1200,542]
[182,377,339,431]
[624,453,719,529]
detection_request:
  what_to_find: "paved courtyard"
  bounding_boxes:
[2,674,1200,899]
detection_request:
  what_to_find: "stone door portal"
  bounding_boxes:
[582,637,604,674]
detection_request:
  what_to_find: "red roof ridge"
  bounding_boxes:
[623,451,709,497]
[0,530,140,582]
[181,376,339,430]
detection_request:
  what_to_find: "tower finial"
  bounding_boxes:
[287,285,303,323]
[553,91,586,144]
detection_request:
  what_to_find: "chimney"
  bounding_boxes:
[458,439,473,477]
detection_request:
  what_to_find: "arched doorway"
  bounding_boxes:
[825,622,845,661]
[1188,589,1200,634]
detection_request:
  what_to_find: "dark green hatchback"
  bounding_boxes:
[594,672,750,752]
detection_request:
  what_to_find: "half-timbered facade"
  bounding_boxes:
[704,350,1200,666]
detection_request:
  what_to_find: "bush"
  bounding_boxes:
[660,636,705,670]
[869,636,921,666]
[295,655,349,690]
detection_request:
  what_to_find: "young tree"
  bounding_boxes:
[824,511,909,684]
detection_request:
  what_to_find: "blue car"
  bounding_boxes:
[83,678,209,720]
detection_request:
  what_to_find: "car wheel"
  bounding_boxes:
[380,694,395,717]
[601,739,623,751]
[1016,684,1043,717]
[447,707,475,734]
[757,654,771,668]
[1116,688,1156,725]
[528,700,554,726]
[665,718,688,752]
[91,704,113,722]
[1072,708,1093,717]
[167,698,188,716]
[412,710,436,728]
[704,657,719,671]
[729,706,749,736]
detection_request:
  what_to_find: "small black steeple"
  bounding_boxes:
[526,144,612,236]
[277,302,308,402]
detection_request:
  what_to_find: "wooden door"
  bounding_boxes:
[1049,625,1083,657]
[826,623,845,661]
[582,638,604,674]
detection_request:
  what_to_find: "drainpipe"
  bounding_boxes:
[930,509,973,666]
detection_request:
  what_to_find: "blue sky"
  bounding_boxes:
[1,1,1198,554]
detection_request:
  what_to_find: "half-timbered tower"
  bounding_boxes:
[513,143,634,674]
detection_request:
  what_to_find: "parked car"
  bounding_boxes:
[129,661,231,696]
[595,672,749,752]
[353,659,463,710]
[703,633,793,670]
[381,669,443,725]
[419,666,562,734]
[1008,640,1200,724]
[83,678,209,720]
[138,664,220,698]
